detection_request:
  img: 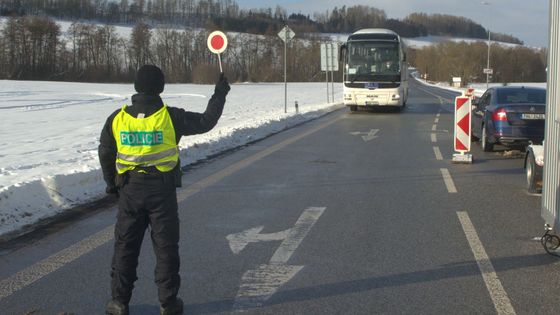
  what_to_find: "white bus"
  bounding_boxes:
[342,29,408,111]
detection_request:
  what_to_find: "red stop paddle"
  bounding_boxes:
[207,31,228,73]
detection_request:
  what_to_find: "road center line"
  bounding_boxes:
[440,168,457,193]
[433,146,443,161]
[431,133,437,143]
[457,212,517,315]
[0,112,343,302]
[434,117,439,124]
[432,124,437,131]
[0,225,114,300]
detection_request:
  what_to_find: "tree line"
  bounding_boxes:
[0,15,328,83]
[1,0,523,44]
[0,1,544,84]
[409,41,547,84]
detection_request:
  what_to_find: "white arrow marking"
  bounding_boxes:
[269,207,325,264]
[349,129,380,142]
[232,207,326,311]
[232,264,304,310]
[361,129,379,142]
[227,226,291,254]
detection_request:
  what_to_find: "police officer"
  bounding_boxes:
[99,65,230,315]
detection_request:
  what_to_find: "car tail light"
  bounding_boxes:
[492,108,507,121]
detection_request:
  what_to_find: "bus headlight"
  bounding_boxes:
[391,94,401,100]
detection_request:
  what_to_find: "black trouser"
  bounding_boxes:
[111,171,180,307]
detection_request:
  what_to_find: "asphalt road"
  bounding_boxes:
[1,78,558,315]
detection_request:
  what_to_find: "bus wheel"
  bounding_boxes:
[350,106,357,112]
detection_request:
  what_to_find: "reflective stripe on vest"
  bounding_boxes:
[112,105,179,174]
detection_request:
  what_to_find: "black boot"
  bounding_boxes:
[106,299,129,315]
[160,297,183,315]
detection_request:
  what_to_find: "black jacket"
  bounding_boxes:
[98,91,226,189]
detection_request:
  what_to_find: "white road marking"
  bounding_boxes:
[349,129,380,142]
[233,264,304,310]
[432,124,437,131]
[457,212,517,315]
[233,207,326,311]
[0,225,114,300]
[434,117,440,124]
[227,226,290,255]
[416,85,454,104]
[440,168,457,193]
[433,146,443,161]
[431,133,437,143]
[0,114,342,302]
[270,207,325,264]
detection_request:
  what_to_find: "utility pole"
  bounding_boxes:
[482,1,491,89]
[486,30,491,89]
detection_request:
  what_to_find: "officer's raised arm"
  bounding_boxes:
[169,73,230,137]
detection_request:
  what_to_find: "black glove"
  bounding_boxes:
[106,185,119,197]
[215,73,230,96]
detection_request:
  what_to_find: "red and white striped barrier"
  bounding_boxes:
[453,96,473,163]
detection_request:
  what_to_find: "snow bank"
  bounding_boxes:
[0,81,342,238]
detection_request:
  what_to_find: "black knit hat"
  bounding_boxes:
[134,65,165,95]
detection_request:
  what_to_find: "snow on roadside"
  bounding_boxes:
[411,70,546,96]
[0,81,343,238]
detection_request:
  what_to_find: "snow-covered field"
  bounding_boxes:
[0,80,343,237]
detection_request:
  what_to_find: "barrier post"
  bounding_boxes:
[452,96,473,164]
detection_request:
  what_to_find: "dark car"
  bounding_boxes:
[471,86,546,151]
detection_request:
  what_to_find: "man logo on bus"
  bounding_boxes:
[366,82,379,90]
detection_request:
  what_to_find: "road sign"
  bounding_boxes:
[320,42,339,71]
[454,96,472,150]
[278,26,295,43]
[483,68,493,75]
[278,26,295,113]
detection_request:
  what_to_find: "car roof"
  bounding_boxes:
[492,86,545,91]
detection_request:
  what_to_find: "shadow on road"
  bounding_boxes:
[179,253,556,314]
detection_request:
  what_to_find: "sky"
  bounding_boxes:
[236,0,549,48]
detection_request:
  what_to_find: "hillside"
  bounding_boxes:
[0,1,523,45]
[1,14,546,85]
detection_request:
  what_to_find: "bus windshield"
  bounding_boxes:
[347,41,400,82]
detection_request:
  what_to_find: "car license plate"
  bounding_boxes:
[365,101,379,105]
[521,113,545,120]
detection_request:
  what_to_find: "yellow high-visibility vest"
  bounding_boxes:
[112,105,179,174]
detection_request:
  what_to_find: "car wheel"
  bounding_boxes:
[526,152,541,194]
[481,124,494,152]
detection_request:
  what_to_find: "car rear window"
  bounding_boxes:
[497,89,546,104]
